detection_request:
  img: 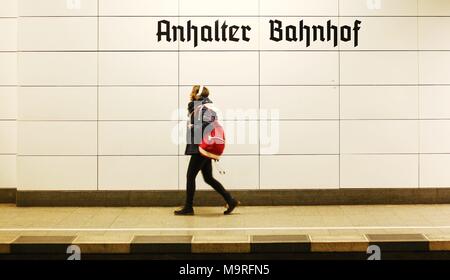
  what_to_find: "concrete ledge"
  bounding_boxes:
[311,235,369,252]
[131,236,193,254]
[11,236,77,254]
[1,233,450,258]
[0,235,17,254]
[366,234,429,252]
[0,189,16,204]
[425,234,450,251]
[192,235,250,254]
[15,188,450,207]
[251,235,310,253]
[73,235,133,254]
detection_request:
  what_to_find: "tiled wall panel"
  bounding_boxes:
[99,0,178,16]
[260,155,339,189]
[10,0,450,191]
[19,17,97,51]
[19,0,98,16]
[340,0,417,16]
[19,87,97,121]
[18,122,97,155]
[0,1,16,189]
[340,86,418,120]
[99,156,178,190]
[18,156,97,190]
[19,52,97,86]
[341,155,419,188]
[420,155,450,188]
[99,52,177,86]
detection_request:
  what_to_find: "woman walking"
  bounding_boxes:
[175,86,240,216]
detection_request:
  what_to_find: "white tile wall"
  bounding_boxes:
[0,53,17,85]
[18,156,97,190]
[341,52,418,85]
[19,52,97,86]
[260,86,339,120]
[260,52,339,85]
[19,87,97,120]
[99,52,178,86]
[260,0,338,16]
[260,155,339,189]
[19,17,97,51]
[0,121,16,154]
[100,87,178,121]
[19,0,98,16]
[341,155,418,188]
[419,0,450,16]
[18,121,97,155]
[0,18,17,51]
[180,0,259,16]
[99,0,178,16]
[340,86,419,119]
[419,52,450,85]
[99,156,178,190]
[340,0,418,16]
[99,17,178,51]
[420,155,450,188]
[8,0,450,191]
[420,121,450,153]
[0,0,17,189]
[420,86,450,119]
[340,17,417,50]
[0,87,17,120]
[260,121,339,155]
[419,17,450,50]
[341,120,418,154]
[98,121,178,156]
[0,155,16,188]
[180,52,259,86]
[0,0,17,17]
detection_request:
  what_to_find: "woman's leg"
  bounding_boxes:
[201,159,233,204]
[184,154,206,208]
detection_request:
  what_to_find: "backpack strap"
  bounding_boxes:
[194,104,218,123]
[195,105,205,122]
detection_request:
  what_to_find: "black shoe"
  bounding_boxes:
[174,207,194,216]
[224,199,240,215]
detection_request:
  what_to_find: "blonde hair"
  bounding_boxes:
[200,86,209,98]
[190,85,209,101]
[190,85,200,101]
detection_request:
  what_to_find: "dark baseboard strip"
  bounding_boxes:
[0,189,16,204]
[14,188,450,207]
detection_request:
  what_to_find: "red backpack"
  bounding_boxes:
[196,104,226,160]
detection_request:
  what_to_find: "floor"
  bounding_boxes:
[1,204,450,239]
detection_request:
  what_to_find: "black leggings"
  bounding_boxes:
[185,154,233,207]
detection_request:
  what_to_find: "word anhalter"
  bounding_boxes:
[157,19,362,48]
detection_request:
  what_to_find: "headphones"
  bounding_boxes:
[195,86,206,100]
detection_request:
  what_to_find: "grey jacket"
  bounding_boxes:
[184,97,216,155]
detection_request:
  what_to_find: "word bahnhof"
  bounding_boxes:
[157,19,362,48]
